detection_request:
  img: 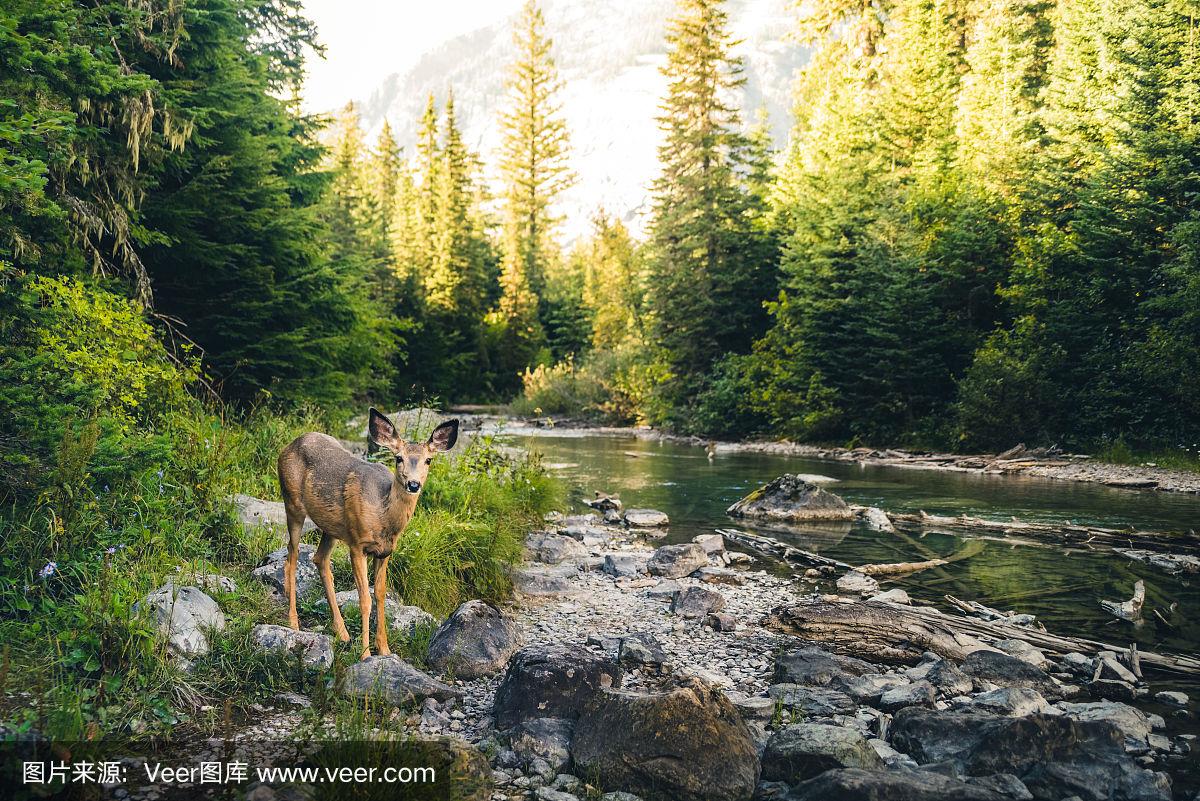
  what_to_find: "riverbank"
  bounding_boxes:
[463,412,1200,495]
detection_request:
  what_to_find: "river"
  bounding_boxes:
[499,427,1199,668]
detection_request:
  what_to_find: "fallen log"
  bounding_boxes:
[1099,579,1145,621]
[765,598,1200,677]
[944,594,1039,628]
[716,528,852,570]
[857,558,948,576]
[854,507,1200,555]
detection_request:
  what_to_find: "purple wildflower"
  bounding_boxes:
[37,561,57,579]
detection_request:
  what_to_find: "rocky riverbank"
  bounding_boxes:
[470,414,1200,495]
[111,482,1198,801]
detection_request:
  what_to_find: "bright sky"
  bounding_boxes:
[300,0,525,114]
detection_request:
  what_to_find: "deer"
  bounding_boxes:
[277,408,459,660]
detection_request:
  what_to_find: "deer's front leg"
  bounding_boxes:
[349,546,372,660]
[373,555,392,656]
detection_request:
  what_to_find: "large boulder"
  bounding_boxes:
[645,543,709,579]
[760,723,883,783]
[889,708,1171,801]
[1057,701,1154,752]
[571,679,760,801]
[508,717,574,773]
[767,685,856,717]
[426,600,520,680]
[135,583,225,660]
[249,624,334,668]
[726,475,855,522]
[251,544,320,602]
[788,768,1008,801]
[341,655,461,706]
[961,650,1063,699]
[493,644,623,730]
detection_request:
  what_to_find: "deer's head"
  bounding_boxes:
[368,408,459,495]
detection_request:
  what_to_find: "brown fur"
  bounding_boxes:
[277,410,459,659]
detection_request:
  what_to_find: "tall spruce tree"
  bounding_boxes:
[646,0,777,430]
[494,0,573,380]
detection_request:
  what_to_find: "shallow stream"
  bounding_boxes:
[501,428,1199,673]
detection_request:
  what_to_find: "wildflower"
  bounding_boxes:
[105,546,117,555]
[38,561,57,579]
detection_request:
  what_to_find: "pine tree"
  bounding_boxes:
[372,119,403,232]
[495,0,573,365]
[646,0,777,429]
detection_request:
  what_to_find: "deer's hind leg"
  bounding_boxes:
[282,504,305,631]
[315,532,350,642]
[349,546,372,660]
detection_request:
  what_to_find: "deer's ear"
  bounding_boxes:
[368,408,399,453]
[428,419,459,452]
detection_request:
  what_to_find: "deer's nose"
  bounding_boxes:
[405,480,421,493]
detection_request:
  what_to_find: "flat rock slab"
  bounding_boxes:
[512,564,581,597]
[135,583,225,659]
[250,624,334,668]
[768,684,857,716]
[623,509,669,527]
[342,655,461,706]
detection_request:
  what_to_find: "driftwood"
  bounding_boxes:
[716,528,851,570]
[766,598,1200,677]
[855,507,1200,555]
[944,594,1040,628]
[857,558,948,576]
[1100,579,1145,621]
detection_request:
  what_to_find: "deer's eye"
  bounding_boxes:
[425,458,433,465]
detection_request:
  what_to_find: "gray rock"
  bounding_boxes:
[840,674,912,705]
[890,707,1171,801]
[995,639,1048,669]
[789,768,1009,800]
[1089,678,1140,702]
[341,655,460,706]
[868,587,911,604]
[251,544,320,601]
[534,788,579,801]
[964,688,1053,717]
[693,566,744,585]
[492,644,623,729]
[761,723,883,783]
[599,794,644,801]
[836,571,880,596]
[725,692,775,722]
[525,531,589,564]
[1060,652,1095,678]
[510,717,574,773]
[1058,701,1152,752]
[231,493,315,534]
[426,600,520,680]
[617,633,668,672]
[965,773,1033,800]
[191,574,236,594]
[602,553,648,578]
[692,533,725,554]
[135,583,225,659]
[726,474,855,522]
[512,564,579,597]
[1153,690,1188,707]
[624,509,669,527]
[571,680,759,801]
[249,624,333,668]
[646,544,709,578]
[671,585,726,618]
[961,650,1062,699]
[768,684,856,716]
[774,646,874,686]
[643,578,682,599]
[704,612,737,631]
[879,680,936,711]
[926,660,974,696]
